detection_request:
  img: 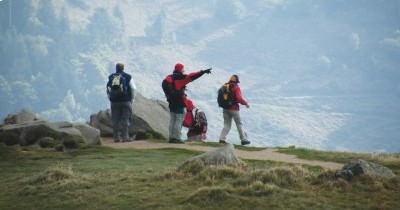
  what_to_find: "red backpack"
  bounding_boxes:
[183,108,207,130]
[183,109,194,128]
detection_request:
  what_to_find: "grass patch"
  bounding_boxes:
[0,143,399,210]
[276,146,400,171]
[20,163,93,195]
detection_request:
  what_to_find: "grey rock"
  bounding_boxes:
[335,159,395,180]
[0,120,101,147]
[133,94,169,138]
[3,109,41,124]
[90,94,168,139]
[183,144,245,167]
[89,109,154,137]
[72,123,101,145]
[89,109,113,135]
[335,169,354,181]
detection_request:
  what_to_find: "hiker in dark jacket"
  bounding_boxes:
[107,63,136,143]
[162,63,211,143]
[219,75,250,145]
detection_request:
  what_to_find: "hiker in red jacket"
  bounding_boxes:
[219,75,251,145]
[162,63,211,143]
[183,98,208,141]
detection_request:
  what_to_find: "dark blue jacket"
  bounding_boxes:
[107,70,134,102]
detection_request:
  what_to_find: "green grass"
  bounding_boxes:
[276,146,400,171]
[0,143,399,210]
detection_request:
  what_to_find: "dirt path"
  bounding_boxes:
[101,138,343,170]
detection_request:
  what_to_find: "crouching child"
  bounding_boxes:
[183,99,208,141]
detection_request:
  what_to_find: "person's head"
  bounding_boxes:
[174,63,184,73]
[229,75,240,84]
[116,63,124,72]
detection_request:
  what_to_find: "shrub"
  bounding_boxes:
[235,166,311,190]
[21,163,92,193]
[239,181,281,196]
[178,159,206,175]
[38,137,58,148]
[63,135,84,149]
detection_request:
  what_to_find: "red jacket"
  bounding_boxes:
[227,83,248,111]
[163,70,207,113]
[164,71,204,91]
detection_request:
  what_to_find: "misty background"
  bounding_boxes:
[0,0,399,152]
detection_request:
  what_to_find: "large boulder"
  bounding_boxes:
[72,123,101,145]
[89,109,158,139]
[90,94,168,139]
[0,120,101,148]
[180,144,245,169]
[3,109,41,124]
[133,94,169,138]
[335,159,395,180]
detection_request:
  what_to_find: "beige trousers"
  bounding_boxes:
[219,109,247,141]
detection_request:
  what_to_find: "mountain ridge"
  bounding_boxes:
[0,0,399,152]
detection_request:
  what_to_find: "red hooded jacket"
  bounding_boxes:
[227,83,248,111]
[163,70,207,113]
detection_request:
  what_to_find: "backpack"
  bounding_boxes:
[217,83,235,108]
[183,108,207,131]
[107,73,129,101]
[162,75,185,106]
[183,110,194,128]
[186,108,208,140]
[193,109,207,132]
[161,76,173,99]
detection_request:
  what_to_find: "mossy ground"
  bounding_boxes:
[0,143,399,210]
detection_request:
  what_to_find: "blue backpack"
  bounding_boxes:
[107,73,129,101]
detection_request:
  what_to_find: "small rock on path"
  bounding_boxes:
[102,138,343,170]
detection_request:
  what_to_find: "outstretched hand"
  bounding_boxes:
[202,68,212,74]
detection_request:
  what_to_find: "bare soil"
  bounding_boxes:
[101,138,343,170]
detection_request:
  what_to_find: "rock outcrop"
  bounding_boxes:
[0,110,101,149]
[179,144,245,170]
[90,94,168,139]
[335,159,395,180]
[3,109,41,124]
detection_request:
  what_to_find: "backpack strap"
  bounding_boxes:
[194,108,200,126]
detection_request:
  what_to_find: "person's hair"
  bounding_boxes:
[229,75,239,83]
[116,63,124,71]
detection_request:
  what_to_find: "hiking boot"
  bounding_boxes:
[168,138,185,144]
[122,134,136,142]
[219,140,227,144]
[241,140,251,146]
[122,138,133,143]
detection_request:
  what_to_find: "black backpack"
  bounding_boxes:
[107,73,129,101]
[161,76,174,99]
[217,83,235,108]
[162,75,184,106]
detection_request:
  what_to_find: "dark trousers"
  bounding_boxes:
[111,101,132,141]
